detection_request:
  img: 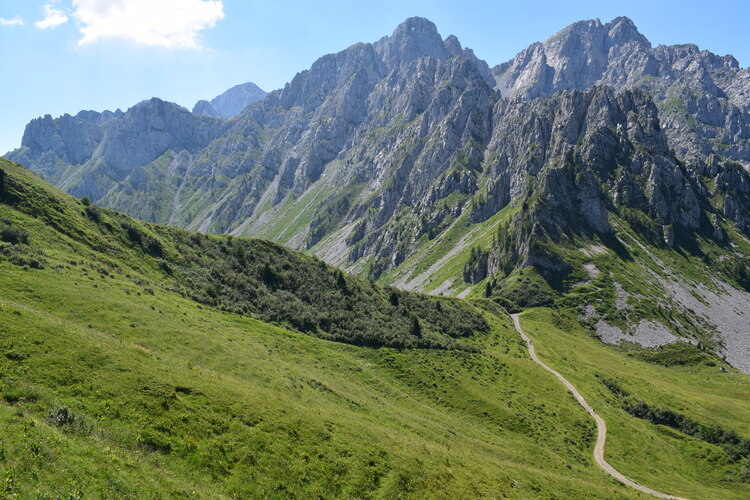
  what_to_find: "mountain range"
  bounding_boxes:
[5,16,750,372]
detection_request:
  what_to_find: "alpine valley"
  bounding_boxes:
[2,15,750,499]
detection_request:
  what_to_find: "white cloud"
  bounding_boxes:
[0,16,24,26]
[71,0,225,49]
[35,2,69,29]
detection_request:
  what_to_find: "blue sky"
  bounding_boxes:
[1,0,749,154]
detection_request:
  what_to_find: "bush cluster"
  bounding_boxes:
[0,222,28,245]
[729,257,750,292]
[166,232,488,349]
[601,377,750,462]
[45,406,91,434]
[624,399,750,461]
[121,222,164,257]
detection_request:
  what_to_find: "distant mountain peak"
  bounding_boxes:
[192,82,267,119]
[396,16,440,33]
[133,97,181,109]
[608,15,636,27]
[444,34,463,56]
[545,16,648,47]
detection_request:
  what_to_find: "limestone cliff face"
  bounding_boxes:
[492,16,750,167]
[462,85,701,284]
[100,99,225,177]
[10,109,121,185]
[6,99,225,202]
[455,15,749,257]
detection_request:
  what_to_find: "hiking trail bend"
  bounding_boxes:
[510,314,688,500]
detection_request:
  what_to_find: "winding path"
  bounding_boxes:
[510,314,688,500]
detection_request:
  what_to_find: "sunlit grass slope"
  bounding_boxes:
[519,308,750,499]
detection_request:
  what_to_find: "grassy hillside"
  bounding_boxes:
[519,308,750,499]
[0,158,486,351]
[1,158,749,498]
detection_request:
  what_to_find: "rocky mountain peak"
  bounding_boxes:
[492,16,750,169]
[375,16,449,71]
[131,97,182,112]
[192,82,267,119]
[443,34,463,56]
[547,16,648,50]
[193,100,218,117]
[493,16,655,99]
[605,16,650,48]
[277,41,386,111]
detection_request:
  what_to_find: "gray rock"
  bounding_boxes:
[192,100,218,117]
[492,16,750,168]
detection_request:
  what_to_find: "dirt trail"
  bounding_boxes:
[510,314,688,500]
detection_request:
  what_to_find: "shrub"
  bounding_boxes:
[4,350,25,361]
[410,315,423,338]
[0,224,28,245]
[7,253,47,270]
[495,280,554,309]
[730,257,750,292]
[84,204,101,222]
[45,406,91,434]
[139,428,173,453]
[2,386,38,404]
[157,258,172,274]
[627,342,713,367]
[121,222,164,257]
[492,296,521,314]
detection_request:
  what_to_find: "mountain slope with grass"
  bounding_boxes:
[2,158,750,498]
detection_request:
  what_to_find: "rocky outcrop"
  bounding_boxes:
[698,156,750,233]
[101,99,225,177]
[458,85,702,283]
[8,109,122,184]
[192,100,219,117]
